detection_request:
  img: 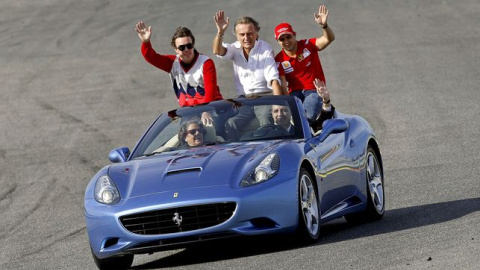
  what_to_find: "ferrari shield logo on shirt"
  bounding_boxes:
[298,48,311,62]
[282,61,294,74]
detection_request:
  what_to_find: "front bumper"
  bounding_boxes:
[85,170,298,259]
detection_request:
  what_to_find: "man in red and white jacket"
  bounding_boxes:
[136,22,223,107]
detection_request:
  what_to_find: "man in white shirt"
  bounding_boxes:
[213,11,285,140]
[213,11,284,96]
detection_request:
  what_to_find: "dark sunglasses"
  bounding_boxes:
[278,35,293,42]
[177,43,194,51]
[187,128,204,135]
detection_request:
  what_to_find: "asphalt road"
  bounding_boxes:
[1,0,480,269]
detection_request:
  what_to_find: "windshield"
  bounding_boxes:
[130,96,304,159]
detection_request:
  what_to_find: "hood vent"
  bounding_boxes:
[166,167,202,175]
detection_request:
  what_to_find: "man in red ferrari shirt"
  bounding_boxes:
[274,4,335,124]
[135,21,223,108]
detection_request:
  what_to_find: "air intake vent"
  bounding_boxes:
[120,202,236,235]
[166,167,202,175]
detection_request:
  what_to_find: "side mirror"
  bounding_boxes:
[109,147,130,163]
[318,119,348,142]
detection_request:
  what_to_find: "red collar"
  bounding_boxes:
[180,50,199,72]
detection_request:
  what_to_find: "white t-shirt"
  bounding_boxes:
[217,39,280,96]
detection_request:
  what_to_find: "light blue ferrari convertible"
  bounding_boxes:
[84,95,385,269]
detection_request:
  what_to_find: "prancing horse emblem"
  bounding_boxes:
[172,212,183,226]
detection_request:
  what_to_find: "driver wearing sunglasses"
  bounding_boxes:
[178,119,206,148]
[135,22,223,108]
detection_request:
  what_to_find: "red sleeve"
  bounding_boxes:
[307,38,326,84]
[307,38,318,51]
[199,59,220,103]
[141,42,175,72]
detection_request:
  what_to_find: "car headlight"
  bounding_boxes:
[241,153,280,187]
[94,175,120,205]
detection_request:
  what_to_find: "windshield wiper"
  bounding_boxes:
[145,152,160,157]
[239,136,293,142]
[143,147,175,157]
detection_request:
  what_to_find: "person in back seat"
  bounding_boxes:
[274,4,335,125]
[212,12,285,140]
[310,78,335,133]
[136,22,223,107]
[270,78,335,135]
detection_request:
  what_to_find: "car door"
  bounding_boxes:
[308,128,359,218]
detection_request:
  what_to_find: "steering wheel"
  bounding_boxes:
[252,124,289,138]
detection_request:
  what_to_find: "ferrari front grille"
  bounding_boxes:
[119,202,236,235]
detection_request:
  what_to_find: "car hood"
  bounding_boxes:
[108,142,281,199]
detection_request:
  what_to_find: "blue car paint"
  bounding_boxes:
[84,95,382,260]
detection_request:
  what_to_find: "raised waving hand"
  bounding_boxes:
[314,78,330,104]
[135,21,152,43]
[214,10,230,35]
[314,4,329,27]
